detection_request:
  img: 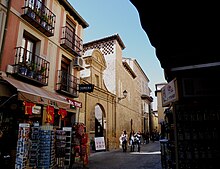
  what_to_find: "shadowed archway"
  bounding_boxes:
[94,104,106,138]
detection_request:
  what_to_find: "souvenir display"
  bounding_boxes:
[15,123,30,169]
[174,104,219,169]
[55,129,66,168]
[38,127,55,169]
[14,123,89,169]
[63,127,72,168]
[29,124,40,168]
[72,123,89,168]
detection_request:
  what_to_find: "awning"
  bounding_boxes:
[2,76,70,109]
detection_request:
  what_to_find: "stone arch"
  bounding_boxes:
[94,103,106,137]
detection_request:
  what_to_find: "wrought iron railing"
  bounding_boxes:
[60,26,83,56]
[14,47,50,86]
[21,0,56,37]
[56,70,79,97]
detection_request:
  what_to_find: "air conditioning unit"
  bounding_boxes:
[6,65,14,74]
[73,57,84,70]
[0,71,7,77]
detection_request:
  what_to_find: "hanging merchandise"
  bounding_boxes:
[58,108,67,119]
[75,123,85,138]
[23,101,35,115]
[71,123,89,168]
[74,145,81,160]
[46,105,54,124]
[81,133,89,166]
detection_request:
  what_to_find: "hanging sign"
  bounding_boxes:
[78,84,94,93]
[66,98,82,108]
[161,78,178,107]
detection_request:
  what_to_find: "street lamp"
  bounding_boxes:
[118,90,128,102]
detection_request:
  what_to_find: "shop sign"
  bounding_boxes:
[78,84,94,93]
[66,98,82,108]
[32,105,41,114]
[161,78,178,107]
[95,137,106,151]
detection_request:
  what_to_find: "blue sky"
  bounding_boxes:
[70,0,166,110]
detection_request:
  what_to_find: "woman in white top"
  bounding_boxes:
[129,130,135,152]
[120,130,128,152]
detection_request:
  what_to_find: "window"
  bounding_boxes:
[32,0,44,9]
[20,34,36,63]
[95,74,99,87]
[61,56,71,91]
[66,16,76,49]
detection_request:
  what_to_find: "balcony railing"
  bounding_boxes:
[14,47,50,86]
[56,70,79,97]
[21,0,56,37]
[60,26,83,56]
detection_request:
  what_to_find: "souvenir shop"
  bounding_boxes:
[0,77,89,168]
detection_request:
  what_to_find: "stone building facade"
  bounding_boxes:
[123,58,153,134]
[82,34,152,149]
[78,48,116,150]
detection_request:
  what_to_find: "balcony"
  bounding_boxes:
[21,0,56,37]
[56,70,79,97]
[60,26,83,56]
[13,47,50,86]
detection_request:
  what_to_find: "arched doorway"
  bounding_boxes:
[94,104,106,137]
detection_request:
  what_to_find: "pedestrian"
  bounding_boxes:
[129,130,135,152]
[134,131,141,152]
[119,130,128,152]
[145,131,150,144]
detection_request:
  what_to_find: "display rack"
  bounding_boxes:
[38,126,56,169]
[15,123,30,169]
[174,104,219,169]
[63,127,72,168]
[162,110,176,169]
[29,124,40,168]
[55,129,66,168]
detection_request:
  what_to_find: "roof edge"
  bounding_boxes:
[58,0,89,28]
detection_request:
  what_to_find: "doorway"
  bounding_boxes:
[94,104,105,137]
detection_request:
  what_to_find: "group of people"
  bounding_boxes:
[119,130,142,152]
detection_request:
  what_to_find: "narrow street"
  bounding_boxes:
[87,141,162,169]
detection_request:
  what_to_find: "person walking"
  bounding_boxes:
[129,130,135,152]
[134,131,141,152]
[120,130,128,152]
[145,131,150,144]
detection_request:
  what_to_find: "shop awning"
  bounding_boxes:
[2,76,70,109]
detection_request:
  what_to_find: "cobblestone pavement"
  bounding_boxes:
[86,141,162,169]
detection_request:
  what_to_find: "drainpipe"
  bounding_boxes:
[84,92,87,127]
[0,0,12,70]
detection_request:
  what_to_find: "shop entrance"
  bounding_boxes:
[0,96,24,168]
